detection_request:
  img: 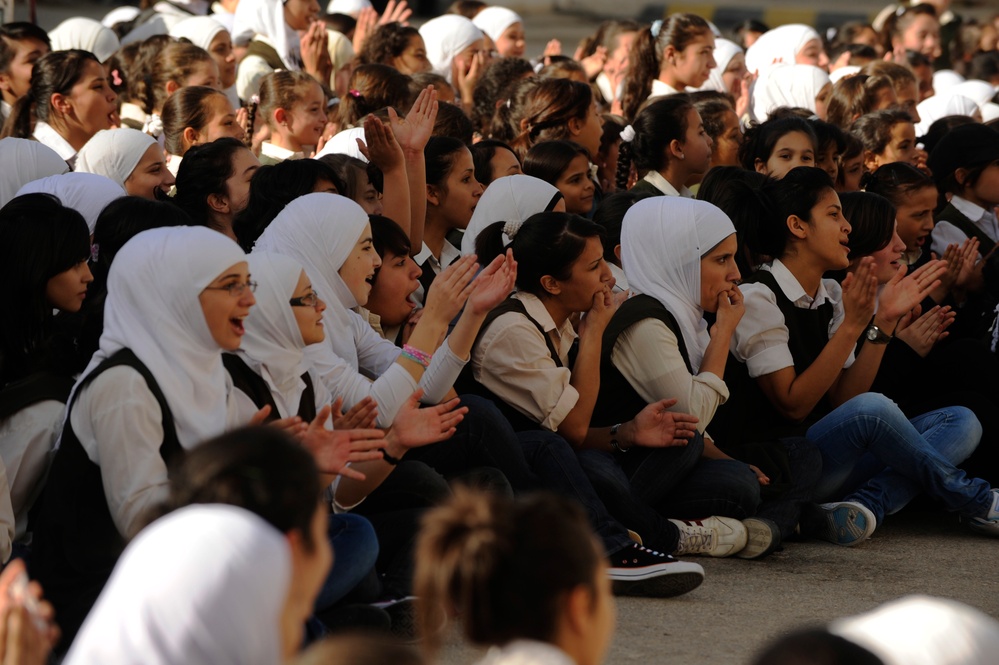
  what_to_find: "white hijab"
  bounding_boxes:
[238,252,311,418]
[169,15,228,51]
[77,226,247,449]
[76,128,158,190]
[232,0,301,69]
[915,94,979,137]
[253,193,369,367]
[744,24,820,76]
[49,17,121,63]
[698,38,742,94]
[16,173,125,234]
[752,64,829,121]
[621,197,736,370]
[65,505,290,665]
[951,80,997,110]
[0,138,69,208]
[326,0,372,16]
[461,175,562,256]
[932,69,964,96]
[314,127,368,161]
[472,7,523,44]
[419,15,483,84]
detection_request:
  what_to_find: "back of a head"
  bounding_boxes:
[593,190,655,261]
[295,634,425,665]
[839,191,896,259]
[472,56,535,136]
[414,488,601,658]
[174,137,251,227]
[752,628,884,665]
[616,94,694,191]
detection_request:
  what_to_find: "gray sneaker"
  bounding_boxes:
[669,516,748,557]
[736,517,781,559]
[815,501,876,546]
[968,489,999,537]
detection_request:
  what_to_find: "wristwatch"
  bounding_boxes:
[865,324,892,345]
[610,423,630,453]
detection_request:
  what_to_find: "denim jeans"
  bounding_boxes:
[806,392,990,524]
[406,395,634,556]
[313,513,379,612]
[577,433,761,554]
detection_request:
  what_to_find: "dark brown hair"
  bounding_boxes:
[494,76,593,160]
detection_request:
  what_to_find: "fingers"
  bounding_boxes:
[249,405,272,426]
[652,397,679,410]
[309,405,332,431]
[339,467,368,482]
[346,451,385,463]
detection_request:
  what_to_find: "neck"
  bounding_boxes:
[779,251,823,298]
[539,295,572,329]
[47,114,88,151]
[658,164,689,194]
[423,211,448,259]
[270,128,303,154]
[209,212,237,242]
[657,69,685,91]
[959,191,996,213]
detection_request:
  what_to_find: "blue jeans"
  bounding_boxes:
[806,392,989,524]
[313,513,379,612]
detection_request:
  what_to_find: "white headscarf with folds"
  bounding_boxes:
[75,226,247,449]
[169,15,228,51]
[76,128,158,189]
[915,93,980,137]
[232,0,301,68]
[0,138,69,208]
[751,64,829,121]
[49,17,121,63]
[16,173,126,235]
[622,197,736,370]
[698,38,743,94]
[461,175,563,256]
[472,7,523,44]
[64,505,290,665]
[744,24,821,76]
[238,252,311,418]
[419,15,484,84]
[252,193,369,367]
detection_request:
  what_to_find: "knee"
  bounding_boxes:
[576,450,625,485]
[947,406,983,460]
[716,459,763,510]
[785,437,824,487]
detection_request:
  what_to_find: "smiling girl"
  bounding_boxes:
[620,14,716,121]
[524,141,596,216]
[851,109,918,172]
[161,86,245,175]
[739,114,817,179]
[76,128,176,201]
[252,70,328,165]
[1,50,117,168]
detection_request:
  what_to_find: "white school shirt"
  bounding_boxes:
[412,239,460,306]
[643,169,693,198]
[475,640,577,665]
[930,195,999,259]
[470,292,579,431]
[259,141,304,164]
[70,366,243,538]
[32,121,78,168]
[731,258,854,379]
[650,79,683,98]
[304,310,467,427]
[0,400,64,541]
[609,262,629,294]
[229,364,332,424]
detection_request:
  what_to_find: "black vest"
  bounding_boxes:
[454,297,567,432]
[222,353,317,422]
[0,372,74,421]
[712,270,834,443]
[592,295,690,428]
[29,350,183,648]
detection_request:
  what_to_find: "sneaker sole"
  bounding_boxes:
[736,517,780,560]
[817,502,876,546]
[609,561,705,598]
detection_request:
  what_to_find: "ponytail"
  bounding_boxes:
[615,132,634,191]
[503,76,593,160]
[616,94,693,188]
[1,90,36,139]
[1,49,100,140]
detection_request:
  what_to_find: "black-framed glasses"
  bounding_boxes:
[204,280,257,297]
[290,290,320,307]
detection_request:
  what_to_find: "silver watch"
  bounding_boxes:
[865,324,892,345]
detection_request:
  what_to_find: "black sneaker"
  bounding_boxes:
[607,542,704,598]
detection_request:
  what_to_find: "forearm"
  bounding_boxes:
[698,327,735,379]
[778,324,864,419]
[830,315,893,404]
[443,308,486,360]
[557,337,602,447]
[379,164,411,235]
[404,150,426,251]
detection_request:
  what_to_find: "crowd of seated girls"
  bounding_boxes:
[2,3,999,664]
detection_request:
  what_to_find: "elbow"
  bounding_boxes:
[558,423,587,449]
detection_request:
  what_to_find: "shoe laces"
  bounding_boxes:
[633,544,664,557]
[678,524,716,552]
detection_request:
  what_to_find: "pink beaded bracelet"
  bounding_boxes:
[401,344,433,368]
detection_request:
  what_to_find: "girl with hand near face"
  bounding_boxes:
[1,50,117,169]
[76,127,175,201]
[418,15,486,115]
[617,94,713,197]
[619,14,716,121]
[30,226,259,649]
[714,166,999,545]
[595,196,822,558]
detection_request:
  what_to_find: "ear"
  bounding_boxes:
[207,191,230,215]
[954,167,970,189]
[668,138,685,161]
[164,80,180,97]
[786,213,809,241]
[863,150,880,174]
[567,114,584,137]
[661,45,677,67]
[540,274,561,296]
[563,585,593,638]
[426,183,440,207]
[182,126,200,148]
[613,244,622,263]
[50,92,72,116]
[273,107,288,127]
[754,158,768,175]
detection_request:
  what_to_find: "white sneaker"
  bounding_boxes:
[969,489,999,537]
[669,517,748,557]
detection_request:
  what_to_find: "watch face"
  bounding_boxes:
[866,327,877,341]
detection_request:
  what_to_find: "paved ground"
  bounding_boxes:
[440,509,999,664]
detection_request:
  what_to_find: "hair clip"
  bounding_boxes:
[505,98,511,109]
[651,19,663,38]
[348,89,363,98]
[111,69,123,87]
[250,94,261,105]
[90,243,100,263]
[503,220,523,240]
[619,124,636,143]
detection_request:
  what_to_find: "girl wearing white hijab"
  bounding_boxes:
[65,505,293,665]
[751,64,832,122]
[48,18,121,65]
[460,174,565,256]
[0,138,68,208]
[16,172,125,235]
[76,128,176,200]
[914,93,980,137]
[253,193,509,427]
[170,16,240,106]
[30,225,254,647]
[744,24,827,76]
[472,7,526,59]
[418,15,485,86]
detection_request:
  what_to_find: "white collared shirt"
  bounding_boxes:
[643,169,693,198]
[732,258,853,378]
[259,141,304,164]
[930,195,999,258]
[412,240,461,306]
[471,292,579,431]
[32,121,77,168]
[649,79,683,98]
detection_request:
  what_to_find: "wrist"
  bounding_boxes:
[618,420,637,449]
[872,314,898,335]
[383,432,407,459]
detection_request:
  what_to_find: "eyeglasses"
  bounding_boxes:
[204,280,257,297]
[290,290,320,307]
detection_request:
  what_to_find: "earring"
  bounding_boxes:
[679,154,685,160]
